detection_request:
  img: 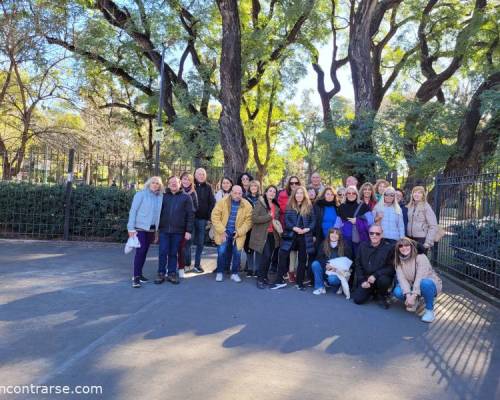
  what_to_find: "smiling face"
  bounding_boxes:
[266,186,277,201]
[221,178,232,192]
[398,241,412,256]
[362,186,372,199]
[324,189,335,202]
[194,168,206,183]
[369,225,383,246]
[346,188,357,202]
[329,230,340,242]
[412,190,424,203]
[240,174,250,188]
[311,173,321,186]
[181,175,191,188]
[249,182,259,196]
[384,190,395,205]
[150,178,161,193]
[231,185,243,201]
[378,182,388,195]
[168,177,180,193]
[396,190,403,203]
[295,188,305,204]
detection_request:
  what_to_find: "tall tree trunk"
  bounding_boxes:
[217,0,248,181]
[443,72,500,175]
[347,0,377,182]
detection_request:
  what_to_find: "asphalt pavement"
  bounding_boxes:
[0,239,498,400]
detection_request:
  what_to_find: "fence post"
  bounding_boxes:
[432,172,442,265]
[63,149,75,241]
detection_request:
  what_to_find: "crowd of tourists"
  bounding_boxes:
[127,169,441,323]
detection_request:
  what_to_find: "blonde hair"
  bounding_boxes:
[287,185,313,216]
[407,186,428,208]
[144,176,164,192]
[345,185,361,203]
[248,180,261,196]
[180,172,195,194]
[374,179,389,194]
[375,186,401,214]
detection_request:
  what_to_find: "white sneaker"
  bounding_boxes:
[313,287,326,295]
[231,274,242,283]
[178,269,185,279]
[421,309,435,323]
[216,273,223,282]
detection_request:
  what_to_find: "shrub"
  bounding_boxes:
[0,182,135,242]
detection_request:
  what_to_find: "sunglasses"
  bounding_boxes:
[369,232,382,236]
[290,181,299,185]
[398,243,411,248]
[384,193,395,197]
[346,192,357,195]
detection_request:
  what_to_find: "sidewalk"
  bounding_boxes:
[0,239,498,400]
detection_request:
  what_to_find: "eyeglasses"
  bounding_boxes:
[384,193,395,197]
[290,181,299,185]
[241,177,250,181]
[398,243,411,248]
[346,192,357,195]
[369,232,382,236]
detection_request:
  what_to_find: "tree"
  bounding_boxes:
[443,72,500,174]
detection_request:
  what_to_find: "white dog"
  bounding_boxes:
[325,257,353,299]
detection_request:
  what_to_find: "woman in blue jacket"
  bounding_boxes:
[127,176,164,288]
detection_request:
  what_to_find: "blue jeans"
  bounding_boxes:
[216,237,241,274]
[393,279,437,310]
[158,232,183,275]
[311,261,342,290]
[193,219,207,268]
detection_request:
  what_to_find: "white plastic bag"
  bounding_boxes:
[125,235,141,254]
[325,256,352,275]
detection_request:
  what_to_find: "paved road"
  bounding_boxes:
[0,240,498,400]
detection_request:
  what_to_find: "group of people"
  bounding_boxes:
[127,170,442,323]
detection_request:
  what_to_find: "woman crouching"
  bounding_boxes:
[393,237,442,322]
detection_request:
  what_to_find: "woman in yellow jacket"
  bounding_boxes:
[211,185,253,282]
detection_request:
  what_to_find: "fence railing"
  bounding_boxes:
[0,148,226,189]
[431,169,499,297]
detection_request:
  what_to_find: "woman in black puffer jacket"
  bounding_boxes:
[270,185,315,291]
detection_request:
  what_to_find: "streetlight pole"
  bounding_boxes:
[154,45,166,176]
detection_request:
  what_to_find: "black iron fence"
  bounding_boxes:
[0,148,226,189]
[431,169,499,298]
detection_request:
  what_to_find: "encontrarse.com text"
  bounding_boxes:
[0,385,103,395]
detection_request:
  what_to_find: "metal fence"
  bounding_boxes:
[0,148,226,189]
[431,169,499,297]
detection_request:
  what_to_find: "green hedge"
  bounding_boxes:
[0,182,135,242]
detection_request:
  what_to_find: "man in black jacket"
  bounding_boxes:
[155,176,194,285]
[352,224,395,308]
[192,168,216,273]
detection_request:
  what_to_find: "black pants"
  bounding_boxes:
[352,275,393,305]
[257,233,276,282]
[409,236,428,255]
[277,235,308,285]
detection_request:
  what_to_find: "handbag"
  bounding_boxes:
[351,203,363,243]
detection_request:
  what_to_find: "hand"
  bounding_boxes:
[423,243,430,249]
[375,212,383,223]
[292,227,301,233]
[222,232,227,242]
[405,293,417,307]
[347,217,356,224]
[326,264,336,272]
[154,231,159,244]
[128,231,137,238]
[184,232,192,240]
[361,281,371,289]
[367,275,376,284]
